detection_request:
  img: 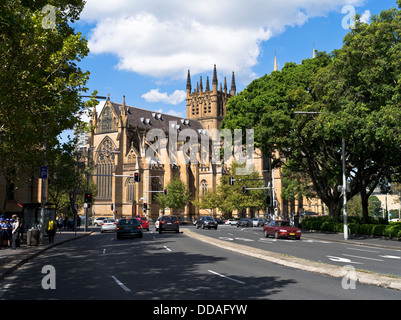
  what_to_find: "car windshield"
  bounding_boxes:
[162,216,177,222]
[118,219,139,226]
[276,221,290,227]
[205,217,214,221]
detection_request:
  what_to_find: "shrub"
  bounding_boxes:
[372,224,387,236]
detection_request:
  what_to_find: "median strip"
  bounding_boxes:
[182,228,401,291]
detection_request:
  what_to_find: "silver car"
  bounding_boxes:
[100,219,117,233]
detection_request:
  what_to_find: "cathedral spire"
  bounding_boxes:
[231,72,236,96]
[206,76,210,91]
[313,42,316,58]
[274,51,278,71]
[186,70,192,92]
[213,64,218,85]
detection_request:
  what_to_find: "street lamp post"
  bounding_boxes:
[293,111,348,240]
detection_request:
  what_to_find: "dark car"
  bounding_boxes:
[237,218,252,227]
[195,216,218,229]
[263,220,301,240]
[116,218,143,239]
[159,215,180,233]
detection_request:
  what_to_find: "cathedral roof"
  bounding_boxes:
[109,102,206,134]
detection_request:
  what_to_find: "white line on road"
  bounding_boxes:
[112,276,131,293]
[380,255,401,259]
[208,270,246,285]
[346,247,379,253]
[164,246,172,252]
[342,254,384,262]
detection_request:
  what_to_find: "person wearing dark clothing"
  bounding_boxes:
[11,215,20,249]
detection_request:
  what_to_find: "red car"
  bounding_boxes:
[263,220,301,240]
[137,217,149,231]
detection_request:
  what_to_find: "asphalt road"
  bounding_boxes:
[188,224,401,278]
[0,227,400,301]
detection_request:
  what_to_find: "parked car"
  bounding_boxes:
[158,215,180,233]
[237,218,252,227]
[252,217,265,227]
[137,217,149,231]
[116,218,143,239]
[100,219,117,233]
[195,216,218,230]
[93,217,106,226]
[224,219,238,225]
[263,220,301,240]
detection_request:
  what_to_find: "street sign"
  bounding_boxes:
[40,166,48,179]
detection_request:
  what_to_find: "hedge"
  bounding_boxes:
[300,216,401,239]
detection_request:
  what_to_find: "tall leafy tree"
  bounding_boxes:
[0,0,94,207]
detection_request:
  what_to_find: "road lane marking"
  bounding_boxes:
[342,254,384,262]
[379,255,401,259]
[327,256,363,264]
[346,247,379,253]
[208,270,245,285]
[164,246,172,252]
[112,276,131,293]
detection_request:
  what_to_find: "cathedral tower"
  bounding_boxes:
[186,65,235,132]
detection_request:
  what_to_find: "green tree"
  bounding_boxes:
[191,191,221,216]
[0,0,95,207]
[217,162,267,216]
[222,1,401,222]
[165,179,190,214]
[47,140,97,219]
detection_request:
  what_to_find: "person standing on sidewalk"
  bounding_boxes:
[46,218,56,244]
[11,215,20,250]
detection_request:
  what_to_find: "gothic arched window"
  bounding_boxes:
[101,106,113,133]
[201,180,208,197]
[95,137,116,200]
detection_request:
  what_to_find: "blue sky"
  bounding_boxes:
[60,0,396,142]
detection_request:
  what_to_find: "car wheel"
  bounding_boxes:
[296,236,301,240]
[176,229,179,233]
[214,226,218,230]
[264,229,269,238]
[139,232,143,238]
[202,224,205,229]
[159,227,162,234]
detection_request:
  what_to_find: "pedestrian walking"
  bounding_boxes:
[11,215,20,249]
[57,217,63,234]
[46,218,56,244]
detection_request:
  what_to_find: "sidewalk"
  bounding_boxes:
[0,229,93,280]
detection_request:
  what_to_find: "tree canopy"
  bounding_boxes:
[0,0,95,209]
[221,1,401,223]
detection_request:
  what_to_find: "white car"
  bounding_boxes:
[224,219,238,225]
[100,219,117,233]
[93,217,106,226]
[252,217,265,227]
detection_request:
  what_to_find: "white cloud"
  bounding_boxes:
[82,0,364,80]
[142,89,186,105]
[360,10,371,24]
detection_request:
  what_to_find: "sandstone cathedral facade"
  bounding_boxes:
[86,65,323,222]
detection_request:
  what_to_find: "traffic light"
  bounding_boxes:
[144,203,148,210]
[229,177,234,186]
[242,186,247,194]
[134,172,141,182]
[85,193,92,203]
[164,188,168,195]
